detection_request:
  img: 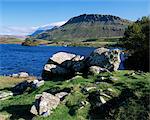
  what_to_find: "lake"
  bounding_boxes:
[0,44,125,77]
[0,44,96,76]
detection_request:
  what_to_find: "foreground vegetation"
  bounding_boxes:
[0,70,149,120]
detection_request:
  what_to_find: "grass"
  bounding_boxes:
[0,76,35,90]
[0,70,150,120]
[0,38,23,44]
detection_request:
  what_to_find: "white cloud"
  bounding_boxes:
[0,21,67,36]
[49,21,66,26]
[0,26,38,35]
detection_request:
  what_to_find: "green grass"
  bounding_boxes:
[0,70,150,120]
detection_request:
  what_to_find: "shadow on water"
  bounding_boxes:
[0,104,34,120]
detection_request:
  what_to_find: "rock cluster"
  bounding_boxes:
[42,47,121,80]
[11,72,29,78]
[42,52,85,79]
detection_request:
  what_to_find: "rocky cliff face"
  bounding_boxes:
[36,14,131,41]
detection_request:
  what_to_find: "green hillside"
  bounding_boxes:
[36,14,131,41]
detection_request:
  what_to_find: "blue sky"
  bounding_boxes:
[0,0,149,35]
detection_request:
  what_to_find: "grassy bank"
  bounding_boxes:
[0,38,23,44]
[19,37,120,47]
[0,70,150,120]
[0,76,35,90]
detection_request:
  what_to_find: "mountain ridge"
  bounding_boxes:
[35,14,131,41]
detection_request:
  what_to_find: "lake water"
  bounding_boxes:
[0,44,96,76]
[0,44,125,77]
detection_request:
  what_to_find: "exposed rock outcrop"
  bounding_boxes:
[42,52,85,80]
[42,48,121,80]
[86,48,121,71]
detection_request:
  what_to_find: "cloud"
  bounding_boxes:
[0,21,66,36]
[49,21,66,26]
[0,26,39,36]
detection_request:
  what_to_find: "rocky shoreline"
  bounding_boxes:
[0,47,149,120]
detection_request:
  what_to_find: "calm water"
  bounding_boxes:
[0,44,96,76]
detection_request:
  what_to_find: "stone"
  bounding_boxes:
[100,93,111,98]
[107,88,113,92]
[30,92,60,116]
[18,72,29,78]
[86,47,121,71]
[44,64,70,75]
[0,91,13,100]
[42,52,85,79]
[100,96,106,104]
[88,66,110,74]
[31,80,45,88]
[86,87,97,91]
[50,52,76,64]
[11,73,19,77]
[109,76,118,81]
[82,87,97,94]
[55,92,68,99]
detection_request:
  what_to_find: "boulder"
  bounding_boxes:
[89,66,110,74]
[44,64,70,75]
[42,48,121,80]
[86,48,121,71]
[31,79,45,88]
[0,91,13,100]
[18,72,29,78]
[50,52,76,64]
[30,92,60,116]
[42,52,85,79]
[11,73,19,77]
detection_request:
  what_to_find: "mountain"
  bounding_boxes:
[36,14,131,41]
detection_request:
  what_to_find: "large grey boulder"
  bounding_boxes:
[30,92,60,116]
[86,48,121,71]
[42,52,85,79]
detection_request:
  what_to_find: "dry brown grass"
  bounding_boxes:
[0,76,36,89]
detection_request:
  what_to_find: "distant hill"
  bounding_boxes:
[36,14,131,41]
[0,35,25,44]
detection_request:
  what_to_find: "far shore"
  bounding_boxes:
[0,40,118,47]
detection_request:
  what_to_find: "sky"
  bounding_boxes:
[0,0,149,35]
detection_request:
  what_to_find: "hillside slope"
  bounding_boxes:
[36,14,131,41]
